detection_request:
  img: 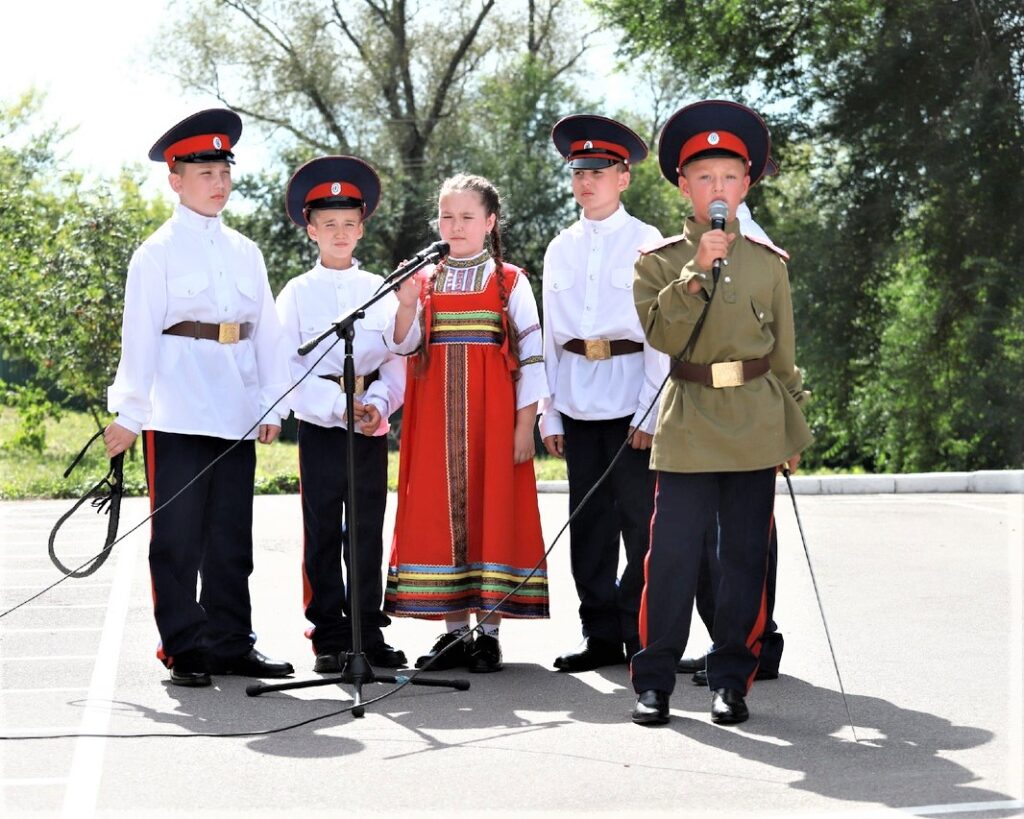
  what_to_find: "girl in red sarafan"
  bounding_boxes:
[385,173,550,673]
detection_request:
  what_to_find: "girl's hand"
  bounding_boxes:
[396,273,422,307]
[513,422,535,464]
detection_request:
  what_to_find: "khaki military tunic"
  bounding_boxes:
[633,217,813,473]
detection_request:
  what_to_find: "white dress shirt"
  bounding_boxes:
[383,256,548,411]
[107,203,290,439]
[275,259,405,435]
[538,205,668,438]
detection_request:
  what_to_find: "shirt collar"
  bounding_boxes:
[311,258,361,278]
[580,204,628,235]
[173,202,223,233]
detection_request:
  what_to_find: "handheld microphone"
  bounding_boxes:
[708,200,729,282]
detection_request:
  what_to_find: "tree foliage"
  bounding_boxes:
[591,0,1024,470]
[0,93,170,447]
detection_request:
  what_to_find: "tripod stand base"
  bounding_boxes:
[245,650,470,715]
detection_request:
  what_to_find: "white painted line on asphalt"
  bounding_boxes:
[1,778,69,787]
[60,535,137,819]
[18,604,110,610]
[898,800,1024,816]
[2,555,98,561]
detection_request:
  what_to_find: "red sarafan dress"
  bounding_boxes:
[385,251,550,619]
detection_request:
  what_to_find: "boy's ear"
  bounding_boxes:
[677,173,693,201]
[168,172,184,195]
[618,166,631,193]
[306,222,318,242]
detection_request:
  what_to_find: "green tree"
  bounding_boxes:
[591,0,1024,470]
[0,94,170,446]
[156,0,598,278]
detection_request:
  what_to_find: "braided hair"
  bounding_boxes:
[413,173,521,378]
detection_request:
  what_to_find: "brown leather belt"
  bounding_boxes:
[319,370,380,394]
[672,356,770,388]
[563,338,643,361]
[163,320,252,344]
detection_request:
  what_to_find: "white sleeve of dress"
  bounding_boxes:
[509,273,548,410]
[107,244,166,434]
[537,247,564,438]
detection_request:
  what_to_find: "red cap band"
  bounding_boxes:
[305,181,363,204]
[678,130,750,169]
[568,139,629,163]
[163,133,232,167]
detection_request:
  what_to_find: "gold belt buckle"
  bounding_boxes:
[354,375,366,394]
[711,361,744,388]
[217,322,241,344]
[584,339,612,361]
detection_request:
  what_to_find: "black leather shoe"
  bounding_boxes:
[313,653,343,673]
[711,688,749,724]
[364,642,408,668]
[415,631,473,670]
[207,648,294,678]
[468,634,503,673]
[692,667,779,687]
[553,637,626,672]
[676,654,707,674]
[168,649,210,687]
[631,689,670,725]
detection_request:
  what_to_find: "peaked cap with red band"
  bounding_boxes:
[551,114,648,169]
[657,100,771,186]
[149,108,242,169]
[285,155,381,227]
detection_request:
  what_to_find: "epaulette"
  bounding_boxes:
[638,233,685,255]
[744,233,790,261]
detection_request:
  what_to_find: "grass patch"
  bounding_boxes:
[0,407,569,499]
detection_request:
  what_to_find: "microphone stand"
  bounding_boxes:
[247,246,469,716]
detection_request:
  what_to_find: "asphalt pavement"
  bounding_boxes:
[1,485,1021,818]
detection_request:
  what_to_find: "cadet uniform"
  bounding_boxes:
[629,100,812,726]
[107,109,294,685]
[541,115,669,671]
[275,156,407,671]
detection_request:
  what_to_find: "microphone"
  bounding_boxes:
[708,200,729,282]
[404,239,450,268]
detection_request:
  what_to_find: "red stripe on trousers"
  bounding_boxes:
[637,473,660,652]
[743,511,774,692]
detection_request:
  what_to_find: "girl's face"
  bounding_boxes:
[437,189,496,258]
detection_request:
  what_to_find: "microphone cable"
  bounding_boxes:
[0,263,719,740]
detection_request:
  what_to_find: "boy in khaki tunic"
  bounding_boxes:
[629,100,812,726]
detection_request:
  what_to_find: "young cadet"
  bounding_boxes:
[630,101,812,726]
[679,189,787,684]
[540,115,669,671]
[275,156,407,672]
[104,109,294,687]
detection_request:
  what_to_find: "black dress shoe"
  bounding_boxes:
[631,689,670,725]
[676,654,707,674]
[364,642,408,668]
[313,653,343,673]
[468,634,503,673]
[692,667,779,687]
[415,631,473,670]
[553,637,625,672]
[711,688,749,724]
[168,649,211,687]
[207,648,294,678]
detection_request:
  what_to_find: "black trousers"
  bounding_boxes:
[694,519,783,673]
[143,431,256,666]
[632,468,775,696]
[562,414,656,648]
[298,421,390,655]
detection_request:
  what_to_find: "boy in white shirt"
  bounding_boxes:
[540,115,669,672]
[104,109,293,687]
